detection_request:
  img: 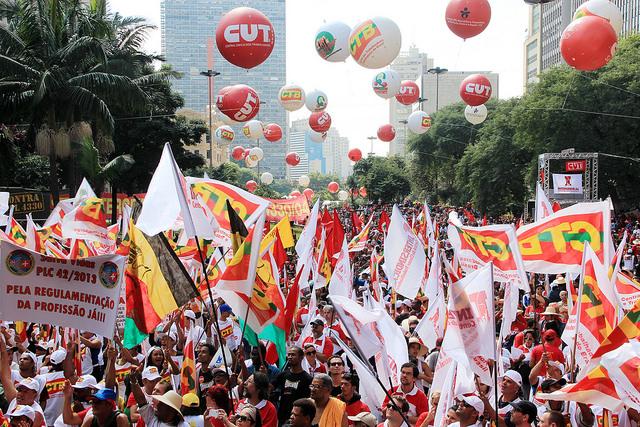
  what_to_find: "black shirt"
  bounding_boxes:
[271,369,313,425]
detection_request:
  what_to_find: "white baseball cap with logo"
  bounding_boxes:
[72,375,99,389]
[7,405,36,421]
[142,366,162,381]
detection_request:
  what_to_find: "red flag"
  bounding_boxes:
[351,211,363,233]
[463,209,476,223]
[331,210,345,267]
[273,230,288,270]
[283,269,302,336]
[515,216,524,230]
[377,210,390,234]
[481,214,487,226]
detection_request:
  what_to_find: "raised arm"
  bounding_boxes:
[0,337,17,402]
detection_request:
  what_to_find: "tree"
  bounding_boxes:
[352,156,411,203]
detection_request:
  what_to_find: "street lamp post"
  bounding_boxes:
[427,67,448,112]
[367,136,377,157]
[200,69,220,167]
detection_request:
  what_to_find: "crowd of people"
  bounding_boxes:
[1,201,640,427]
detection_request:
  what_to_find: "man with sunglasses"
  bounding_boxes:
[327,356,345,397]
[271,347,312,426]
[381,363,428,425]
[301,344,326,376]
[450,395,484,427]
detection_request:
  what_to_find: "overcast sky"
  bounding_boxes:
[108,0,530,155]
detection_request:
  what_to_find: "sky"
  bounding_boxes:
[108,0,530,156]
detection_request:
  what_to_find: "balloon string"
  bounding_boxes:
[453,38,465,70]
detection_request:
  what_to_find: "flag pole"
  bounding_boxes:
[489,263,500,427]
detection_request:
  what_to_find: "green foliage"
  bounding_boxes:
[352,156,411,203]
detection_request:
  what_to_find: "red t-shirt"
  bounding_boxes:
[236,399,277,427]
[344,399,370,419]
[382,384,429,418]
[530,343,565,375]
[302,335,334,358]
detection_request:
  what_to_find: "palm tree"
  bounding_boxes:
[0,0,163,202]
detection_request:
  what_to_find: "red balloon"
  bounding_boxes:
[395,81,420,105]
[285,152,300,166]
[263,123,283,142]
[459,74,492,106]
[359,187,367,198]
[327,181,339,194]
[445,0,492,40]
[290,190,302,197]
[216,84,260,122]
[309,111,332,133]
[561,16,617,71]
[303,188,315,200]
[377,124,396,142]
[231,146,245,160]
[244,148,251,158]
[348,148,363,162]
[215,7,275,69]
[246,180,258,193]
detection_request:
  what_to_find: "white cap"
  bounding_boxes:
[7,405,35,421]
[142,366,162,381]
[50,348,67,365]
[503,370,523,387]
[460,395,485,414]
[16,377,40,391]
[72,375,98,389]
[184,310,196,320]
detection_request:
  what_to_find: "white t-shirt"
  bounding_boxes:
[115,361,132,399]
[213,318,241,351]
[11,371,46,397]
[184,415,204,427]
[139,403,190,427]
[42,370,66,426]
[53,406,92,427]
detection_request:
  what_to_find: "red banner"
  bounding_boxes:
[266,195,310,223]
[566,160,587,172]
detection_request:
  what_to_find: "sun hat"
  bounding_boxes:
[347,412,378,427]
[152,391,183,418]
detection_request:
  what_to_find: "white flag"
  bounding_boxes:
[328,237,352,298]
[415,287,445,352]
[600,341,640,412]
[535,181,553,222]
[330,295,384,359]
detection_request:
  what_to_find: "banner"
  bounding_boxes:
[265,195,310,223]
[553,173,583,194]
[516,201,611,274]
[601,341,640,412]
[0,241,124,337]
[448,223,529,291]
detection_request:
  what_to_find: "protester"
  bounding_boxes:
[301,344,326,376]
[379,396,409,427]
[309,374,347,427]
[338,373,369,419]
[288,399,315,427]
[326,357,345,397]
[302,320,333,363]
[239,374,277,427]
[450,395,483,427]
[81,389,128,427]
[381,364,429,425]
[271,348,312,426]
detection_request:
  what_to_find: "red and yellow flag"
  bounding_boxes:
[180,333,197,395]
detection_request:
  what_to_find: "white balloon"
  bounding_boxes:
[298,175,310,187]
[574,0,622,34]
[308,129,327,143]
[349,17,402,69]
[464,104,488,125]
[338,190,349,201]
[372,69,401,99]
[407,111,432,134]
[305,89,328,112]
[248,147,264,162]
[242,120,264,140]
[245,156,258,168]
[315,21,351,62]
[260,172,273,185]
[214,125,235,144]
[278,84,306,112]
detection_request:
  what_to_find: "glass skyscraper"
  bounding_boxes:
[161,0,287,177]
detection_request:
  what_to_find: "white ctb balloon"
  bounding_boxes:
[574,0,622,34]
[308,129,327,143]
[298,175,310,187]
[314,21,351,62]
[214,125,235,144]
[278,84,306,112]
[248,146,264,162]
[245,156,258,168]
[407,110,432,134]
[260,172,273,185]
[242,120,264,140]
[305,89,328,112]
[348,17,402,69]
[464,104,488,125]
[372,69,401,99]
[338,190,349,201]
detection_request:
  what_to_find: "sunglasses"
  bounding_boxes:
[386,404,397,411]
[330,362,344,367]
[236,415,254,423]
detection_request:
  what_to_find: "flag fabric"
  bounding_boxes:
[227,200,249,254]
[614,272,640,310]
[609,231,627,279]
[180,332,197,395]
[295,200,320,282]
[600,341,640,411]
[377,210,390,234]
[61,197,110,244]
[463,209,476,223]
[261,216,294,251]
[328,238,352,298]
[123,222,199,348]
[6,216,26,246]
[14,321,28,346]
[199,248,226,302]
[348,216,373,252]
[535,181,553,221]
[69,239,97,259]
[423,241,442,300]
[481,214,487,226]
[0,192,8,227]
[330,295,384,359]
[331,210,345,267]
[516,201,611,274]
[383,205,426,299]
[414,284,445,351]
[351,211,363,234]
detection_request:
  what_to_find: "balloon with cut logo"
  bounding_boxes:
[395,81,420,105]
[305,89,328,112]
[348,148,363,162]
[560,15,617,71]
[377,124,396,142]
[245,180,258,193]
[285,152,300,166]
[303,188,314,200]
[231,146,245,161]
[278,84,305,111]
[464,104,488,125]
[242,120,264,140]
[263,123,283,142]
[216,7,275,69]
[214,125,235,144]
[338,190,349,201]
[372,69,401,99]
[298,175,310,187]
[459,74,492,106]
[244,148,251,158]
[445,0,492,40]
[216,84,260,122]
[309,111,332,133]
[407,111,432,134]
[308,130,327,143]
[248,147,264,162]
[574,0,622,34]
[260,172,273,185]
[315,21,351,62]
[327,181,340,194]
[349,17,402,69]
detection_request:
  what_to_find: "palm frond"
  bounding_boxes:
[60,85,114,132]
[58,35,107,67]
[75,135,101,179]
[99,153,134,181]
[0,53,40,79]
[68,71,148,105]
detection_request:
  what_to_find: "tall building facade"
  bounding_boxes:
[160,0,287,177]
[388,47,434,157]
[524,0,640,91]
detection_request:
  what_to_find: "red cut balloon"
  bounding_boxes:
[263,123,283,142]
[216,7,275,69]
[290,190,302,197]
[459,74,492,106]
[327,181,339,194]
[560,16,617,71]
[309,111,332,133]
[216,84,260,122]
[445,0,492,40]
[377,124,396,142]
[359,187,367,198]
[231,146,245,160]
[303,188,315,200]
[395,81,420,105]
[285,152,300,166]
[348,148,363,162]
[246,180,258,193]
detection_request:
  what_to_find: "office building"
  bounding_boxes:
[524,0,640,91]
[161,0,287,177]
[389,47,434,157]
[324,129,352,180]
[177,109,228,167]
